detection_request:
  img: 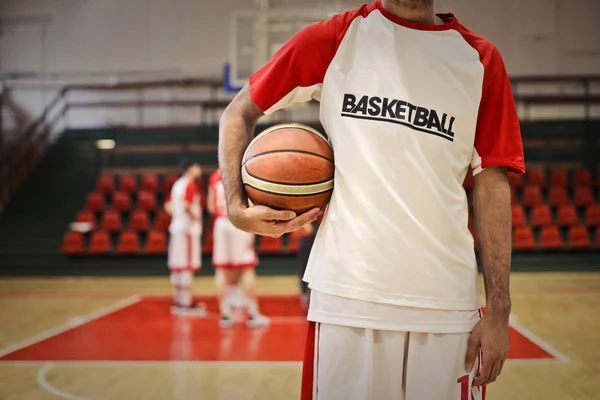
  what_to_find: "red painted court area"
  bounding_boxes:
[0,296,555,362]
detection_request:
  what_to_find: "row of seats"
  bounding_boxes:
[62,224,600,256]
[61,229,304,256]
[85,182,599,214]
[463,167,600,190]
[79,201,600,233]
[512,204,600,227]
[513,225,600,250]
[511,185,597,207]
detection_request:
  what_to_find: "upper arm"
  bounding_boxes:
[471,47,525,177]
[247,17,340,115]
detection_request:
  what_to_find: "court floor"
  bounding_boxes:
[0,273,598,400]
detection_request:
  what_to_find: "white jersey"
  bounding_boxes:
[168,176,202,236]
[248,0,525,326]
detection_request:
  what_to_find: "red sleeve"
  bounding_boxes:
[248,5,370,114]
[458,27,525,176]
[184,182,198,203]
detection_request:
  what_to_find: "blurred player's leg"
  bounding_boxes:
[169,233,205,317]
[239,267,269,328]
[213,217,238,327]
[227,225,268,328]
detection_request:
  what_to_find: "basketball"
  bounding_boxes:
[241,123,334,214]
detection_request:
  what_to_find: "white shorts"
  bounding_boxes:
[212,217,257,269]
[168,232,201,272]
[301,322,485,400]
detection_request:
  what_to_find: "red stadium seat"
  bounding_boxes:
[508,173,523,189]
[547,186,569,206]
[522,186,544,207]
[573,169,592,187]
[100,210,122,232]
[145,230,167,254]
[567,226,591,249]
[585,204,600,226]
[138,191,157,211]
[118,174,137,194]
[511,189,518,205]
[129,209,150,232]
[163,174,178,196]
[531,205,553,227]
[112,191,132,212]
[154,210,172,231]
[526,168,546,187]
[511,205,526,227]
[141,174,159,192]
[85,191,105,212]
[573,186,594,206]
[539,226,563,250]
[88,231,111,254]
[259,236,283,254]
[556,205,579,227]
[76,210,96,224]
[463,173,474,191]
[549,168,568,187]
[60,231,85,255]
[96,175,115,194]
[116,231,140,254]
[513,226,535,250]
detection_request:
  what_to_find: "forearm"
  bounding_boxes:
[218,89,261,217]
[473,168,512,320]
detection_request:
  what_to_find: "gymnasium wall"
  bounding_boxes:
[1,0,599,122]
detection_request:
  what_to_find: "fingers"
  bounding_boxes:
[464,332,479,373]
[474,359,502,386]
[276,208,321,234]
[261,208,297,221]
[472,357,491,387]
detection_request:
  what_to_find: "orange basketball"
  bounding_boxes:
[242,123,334,214]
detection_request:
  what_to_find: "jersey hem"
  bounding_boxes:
[307,309,478,333]
[307,282,481,310]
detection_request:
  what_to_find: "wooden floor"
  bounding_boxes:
[0,273,598,400]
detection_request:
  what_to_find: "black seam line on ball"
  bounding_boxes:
[244,183,332,197]
[243,149,334,165]
[244,168,334,186]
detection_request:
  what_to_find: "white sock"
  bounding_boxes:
[176,287,192,307]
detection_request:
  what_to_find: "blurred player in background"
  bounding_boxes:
[207,169,270,328]
[164,160,206,317]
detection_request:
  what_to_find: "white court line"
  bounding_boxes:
[2,360,302,368]
[0,295,141,359]
[508,315,570,363]
[36,362,91,400]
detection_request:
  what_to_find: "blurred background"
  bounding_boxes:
[0,0,599,399]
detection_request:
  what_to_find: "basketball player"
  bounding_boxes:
[219,0,525,398]
[207,169,270,328]
[165,160,206,316]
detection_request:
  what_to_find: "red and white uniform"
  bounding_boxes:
[167,176,202,271]
[209,170,257,269]
[249,2,524,399]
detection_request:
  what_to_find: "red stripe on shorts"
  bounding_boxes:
[301,321,317,400]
